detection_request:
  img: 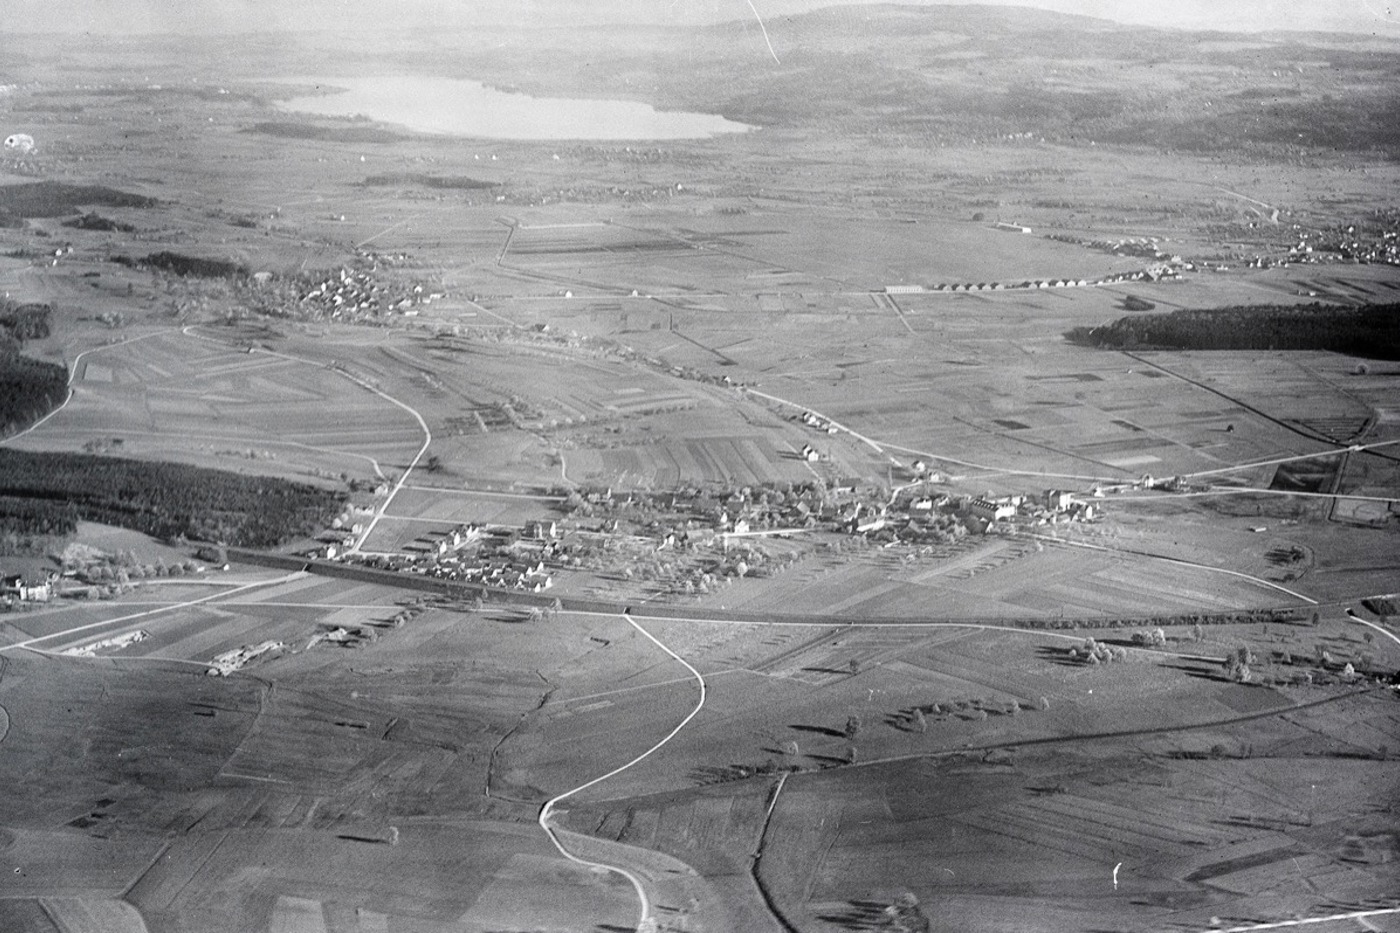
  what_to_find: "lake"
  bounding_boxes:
[276,75,754,141]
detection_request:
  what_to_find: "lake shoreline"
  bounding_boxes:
[272,75,755,141]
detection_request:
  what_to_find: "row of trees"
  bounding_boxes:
[1066,302,1400,359]
[0,449,345,547]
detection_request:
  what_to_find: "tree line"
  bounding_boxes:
[0,351,67,438]
[1,299,52,342]
[0,449,344,548]
[1066,302,1400,360]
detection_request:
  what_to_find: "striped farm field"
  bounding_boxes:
[12,330,424,484]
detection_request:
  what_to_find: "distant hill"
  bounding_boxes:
[360,3,1400,157]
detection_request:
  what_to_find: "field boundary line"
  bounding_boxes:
[537,612,707,933]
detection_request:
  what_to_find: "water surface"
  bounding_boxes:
[277,76,753,140]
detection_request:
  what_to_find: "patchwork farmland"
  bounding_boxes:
[2,14,1399,933]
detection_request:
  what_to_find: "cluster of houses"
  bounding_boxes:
[961,489,1096,527]
[283,248,440,322]
[797,410,841,434]
[334,520,559,592]
[567,478,1101,553]
[1,571,57,605]
[1286,224,1400,266]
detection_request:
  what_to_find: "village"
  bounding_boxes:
[315,457,1103,603]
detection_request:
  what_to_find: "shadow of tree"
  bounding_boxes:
[789,723,844,737]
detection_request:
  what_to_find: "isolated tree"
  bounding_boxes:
[784,740,800,757]
[884,892,931,933]
[912,708,928,733]
[1038,696,1050,712]
[848,658,861,675]
[844,745,858,764]
[844,714,862,738]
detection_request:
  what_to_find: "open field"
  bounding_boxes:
[713,536,1307,619]
[761,731,1400,933]
[553,615,1400,930]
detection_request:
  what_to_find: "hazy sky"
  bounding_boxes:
[9,0,1398,35]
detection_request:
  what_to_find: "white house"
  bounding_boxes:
[969,498,1016,521]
